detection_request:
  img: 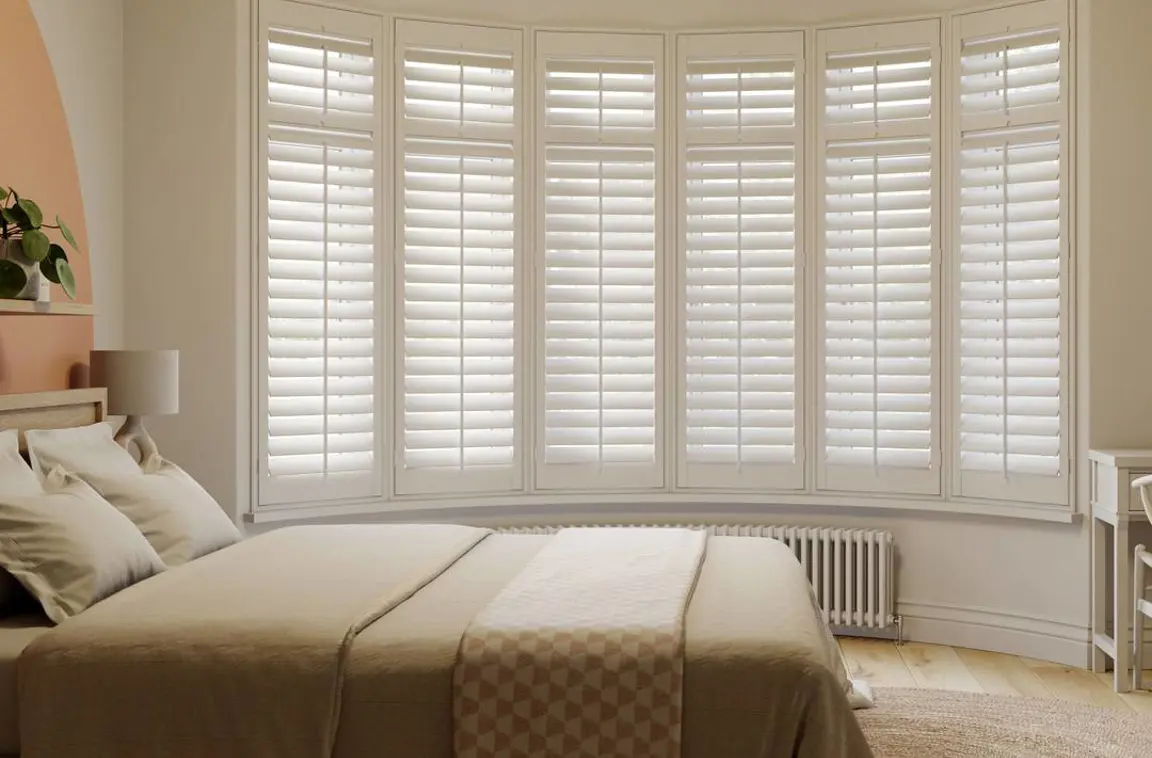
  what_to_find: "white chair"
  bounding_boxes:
[1132,474,1152,690]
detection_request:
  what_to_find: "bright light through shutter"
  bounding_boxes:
[259,1,383,506]
[545,60,655,132]
[397,21,521,495]
[536,32,664,490]
[267,30,375,118]
[817,21,939,495]
[678,32,804,490]
[823,140,933,470]
[824,47,931,126]
[954,0,1067,505]
[684,57,795,134]
[960,30,1059,117]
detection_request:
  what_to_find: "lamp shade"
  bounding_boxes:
[90,350,179,416]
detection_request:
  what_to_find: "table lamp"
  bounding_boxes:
[89,349,179,462]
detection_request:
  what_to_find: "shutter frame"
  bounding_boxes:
[952,0,1070,507]
[677,30,806,491]
[535,31,666,491]
[816,19,942,496]
[395,19,524,496]
[258,0,386,507]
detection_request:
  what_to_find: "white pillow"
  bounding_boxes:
[0,429,42,498]
[0,471,165,623]
[25,424,241,567]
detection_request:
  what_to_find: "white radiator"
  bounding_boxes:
[496,524,898,635]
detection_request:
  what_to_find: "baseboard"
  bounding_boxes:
[895,600,1091,667]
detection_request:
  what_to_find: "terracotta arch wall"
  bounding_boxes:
[0,0,93,393]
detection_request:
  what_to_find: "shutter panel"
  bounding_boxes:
[816,20,940,495]
[684,58,796,139]
[267,29,375,120]
[677,31,804,490]
[536,32,664,490]
[396,20,522,495]
[545,59,656,135]
[824,47,932,127]
[258,0,384,506]
[954,1,1068,505]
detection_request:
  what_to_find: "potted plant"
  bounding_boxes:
[0,186,78,301]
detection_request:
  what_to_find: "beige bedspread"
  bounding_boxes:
[17,526,872,758]
[18,524,490,758]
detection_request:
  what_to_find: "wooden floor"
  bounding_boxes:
[838,637,1152,715]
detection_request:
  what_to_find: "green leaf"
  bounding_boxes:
[57,215,78,250]
[0,260,27,299]
[55,259,76,300]
[1,204,29,229]
[40,244,67,283]
[21,229,50,262]
[16,198,42,229]
[0,187,8,202]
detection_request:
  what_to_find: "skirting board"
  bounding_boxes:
[896,601,1091,668]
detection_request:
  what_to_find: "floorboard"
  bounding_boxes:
[837,637,1152,714]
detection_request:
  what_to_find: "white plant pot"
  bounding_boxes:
[1,239,50,301]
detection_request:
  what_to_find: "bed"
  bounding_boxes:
[0,389,873,758]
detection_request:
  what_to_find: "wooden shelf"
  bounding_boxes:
[0,300,94,315]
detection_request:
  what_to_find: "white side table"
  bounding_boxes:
[1089,449,1152,692]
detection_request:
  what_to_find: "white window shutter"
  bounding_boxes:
[258,0,385,506]
[395,20,522,495]
[816,20,941,495]
[535,32,664,491]
[953,0,1069,506]
[677,32,805,490]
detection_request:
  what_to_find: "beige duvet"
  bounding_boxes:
[17,525,872,758]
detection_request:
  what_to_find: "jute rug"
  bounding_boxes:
[857,687,1152,757]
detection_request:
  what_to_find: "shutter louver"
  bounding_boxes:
[954,1,1067,506]
[545,59,656,134]
[683,146,799,478]
[823,140,934,472]
[542,146,657,466]
[824,47,932,127]
[677,32,804,490]
[402,46,515,137]
[536,32,664,490]
[267,29,375,124]
[817,20,940,495]
[396,21,522,495]
[259,0,383,506]
[960,29,1060,120]
[684,58,796,137]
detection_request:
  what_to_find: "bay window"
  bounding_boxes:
[255,0,1073,514]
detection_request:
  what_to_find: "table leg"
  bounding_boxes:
[1092,516,1108,673]
[1114,519,1133,692]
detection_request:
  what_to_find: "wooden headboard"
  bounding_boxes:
[0,389,107,451]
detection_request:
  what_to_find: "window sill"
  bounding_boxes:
[246,490,1079,526]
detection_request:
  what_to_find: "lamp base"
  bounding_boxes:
[114,415,161,466]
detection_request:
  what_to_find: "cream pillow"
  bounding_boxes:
[24,423,141,481]
[0,429,42,497]
[0,431,42,615]
[26,424,241,566]
[0,471,165,623]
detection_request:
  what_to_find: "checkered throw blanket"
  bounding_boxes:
[453,527,707,758]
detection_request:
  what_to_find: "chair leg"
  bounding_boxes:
[1136,546,1147,691]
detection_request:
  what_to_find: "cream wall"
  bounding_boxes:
[123,0,249,519]
[1083,0,1152,451]
[29,0,124,349]
[120,0,1152,666]
[339,0,960,28]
